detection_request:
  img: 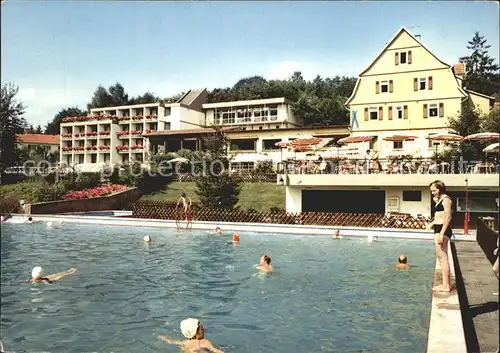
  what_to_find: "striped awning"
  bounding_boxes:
[337,136,375,144]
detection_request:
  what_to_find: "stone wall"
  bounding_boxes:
[26,187,142,215]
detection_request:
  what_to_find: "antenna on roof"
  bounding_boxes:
[407,25,422,40]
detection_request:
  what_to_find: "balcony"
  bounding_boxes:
[61,133,72,139]
[116,145,129,153]
[117,131,130,139]
[98,145,111,152]
[278,158,499,189]
[98,131,111,137]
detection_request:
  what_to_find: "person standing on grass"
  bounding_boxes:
[429,180,453,292]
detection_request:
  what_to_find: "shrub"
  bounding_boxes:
[63,184,127,200]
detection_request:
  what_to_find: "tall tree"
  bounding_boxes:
[128,92,158,105]
[25,124,35,133]
[87,83,129,109]
[35,124,43,134]
[481,107,500,134]
[46,107,86,135]
[0,83,27,170]
[459,32,500,97]
[448,103,483,160]
[194,127,241,209]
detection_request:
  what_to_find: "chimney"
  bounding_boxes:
[453,63,466,77]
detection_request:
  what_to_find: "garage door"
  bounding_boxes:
[302,190,386,213]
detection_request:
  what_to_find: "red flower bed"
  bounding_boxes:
[63,185,127,200]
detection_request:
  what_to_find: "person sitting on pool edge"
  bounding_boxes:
[254,255,273,273]
[159,318,224,353]
[395,255,410,269]
[28,266,54,284]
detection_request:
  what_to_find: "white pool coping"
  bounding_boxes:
[426,244,467,353]
[3,213,476,242]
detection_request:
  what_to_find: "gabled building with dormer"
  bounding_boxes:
[344,27,494,158]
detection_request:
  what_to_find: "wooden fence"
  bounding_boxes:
[124,200,431,229]
[174,173,277,183]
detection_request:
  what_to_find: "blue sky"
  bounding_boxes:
[1,1,499,127]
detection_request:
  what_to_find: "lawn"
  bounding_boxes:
[141,181,285,213]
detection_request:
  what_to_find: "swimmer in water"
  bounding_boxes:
[28,266,54,284]
[395,255,410,269]
[333,230,343,239]
[214,227,221,234]
[143,235,152,243]
[254,255,273,273]
[159,318,224,353]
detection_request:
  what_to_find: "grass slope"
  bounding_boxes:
[141,182,285,213]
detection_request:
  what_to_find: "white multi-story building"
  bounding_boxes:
[60,90,349,170]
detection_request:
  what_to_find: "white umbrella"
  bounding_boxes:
[232,153,272,163]
[169,157,189,163]
[483,142,499,153]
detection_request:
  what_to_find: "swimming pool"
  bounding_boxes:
[1,222,435,352]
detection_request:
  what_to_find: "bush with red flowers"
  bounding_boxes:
[63,184,128,200]
[117,131,129,136]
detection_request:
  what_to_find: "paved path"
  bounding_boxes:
[453,241,499,353]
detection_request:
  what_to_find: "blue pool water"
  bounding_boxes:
[0,222,435,352]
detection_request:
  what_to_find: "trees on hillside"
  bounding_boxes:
[0,83,27,170]
[46,107,86,135]
[206,72,357,126]
[459,32,500,97]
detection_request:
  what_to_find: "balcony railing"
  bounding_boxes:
[279,158,499,175]
[61,114,158,124]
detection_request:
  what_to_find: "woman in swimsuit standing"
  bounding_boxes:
[429,180,453,292]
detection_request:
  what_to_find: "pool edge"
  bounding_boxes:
[426,244,467,353]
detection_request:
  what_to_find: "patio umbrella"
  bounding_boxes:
[169,157,190,163]
[425,133,464,142]
[463,132,500,141]
[291,137,322,146]
[483,142,499,153]
[383,135,417,142]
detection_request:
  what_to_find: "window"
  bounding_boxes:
[230,139,256,151]
[456,197,498,213]
[393,141,403,149]
[428,104,438,117]
[428,133,441,148]
[403,191,422,202]
[380,81,389,93]
[419,77,427,90]
[263,139,281,150]
[369,108,378,120]
[399,52,407,64]
[231,162,255,172]
[164,107,171,116]
[394,106,403,120]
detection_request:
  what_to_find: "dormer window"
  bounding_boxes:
[395,50,412,65]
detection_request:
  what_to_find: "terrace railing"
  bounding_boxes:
[281,158,499,175]
[124,200,431,229]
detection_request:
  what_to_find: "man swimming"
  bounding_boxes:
[254,255,273,273]
[395,255,410,269]
[159,318,224,353]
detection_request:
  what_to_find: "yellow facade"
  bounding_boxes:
[346,28,468,135]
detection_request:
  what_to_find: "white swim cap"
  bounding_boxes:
[47,221,53,228]
[32,266,43,279]
[143,235,151,242]
[180,318,200,339]
[367,235,374,242]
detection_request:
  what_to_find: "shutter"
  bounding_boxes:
[395,52,399,65]
[404,105,408,120]
[364,108,368,121]
[375,81,380,94]
[388,106,393,120]
[428,76,433,90]
[423,104,428,119]
[439,103,444,117]
[408,51,412,64]
[414,78,418,91]
[389,80,394,93]
[378,107,383,120]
